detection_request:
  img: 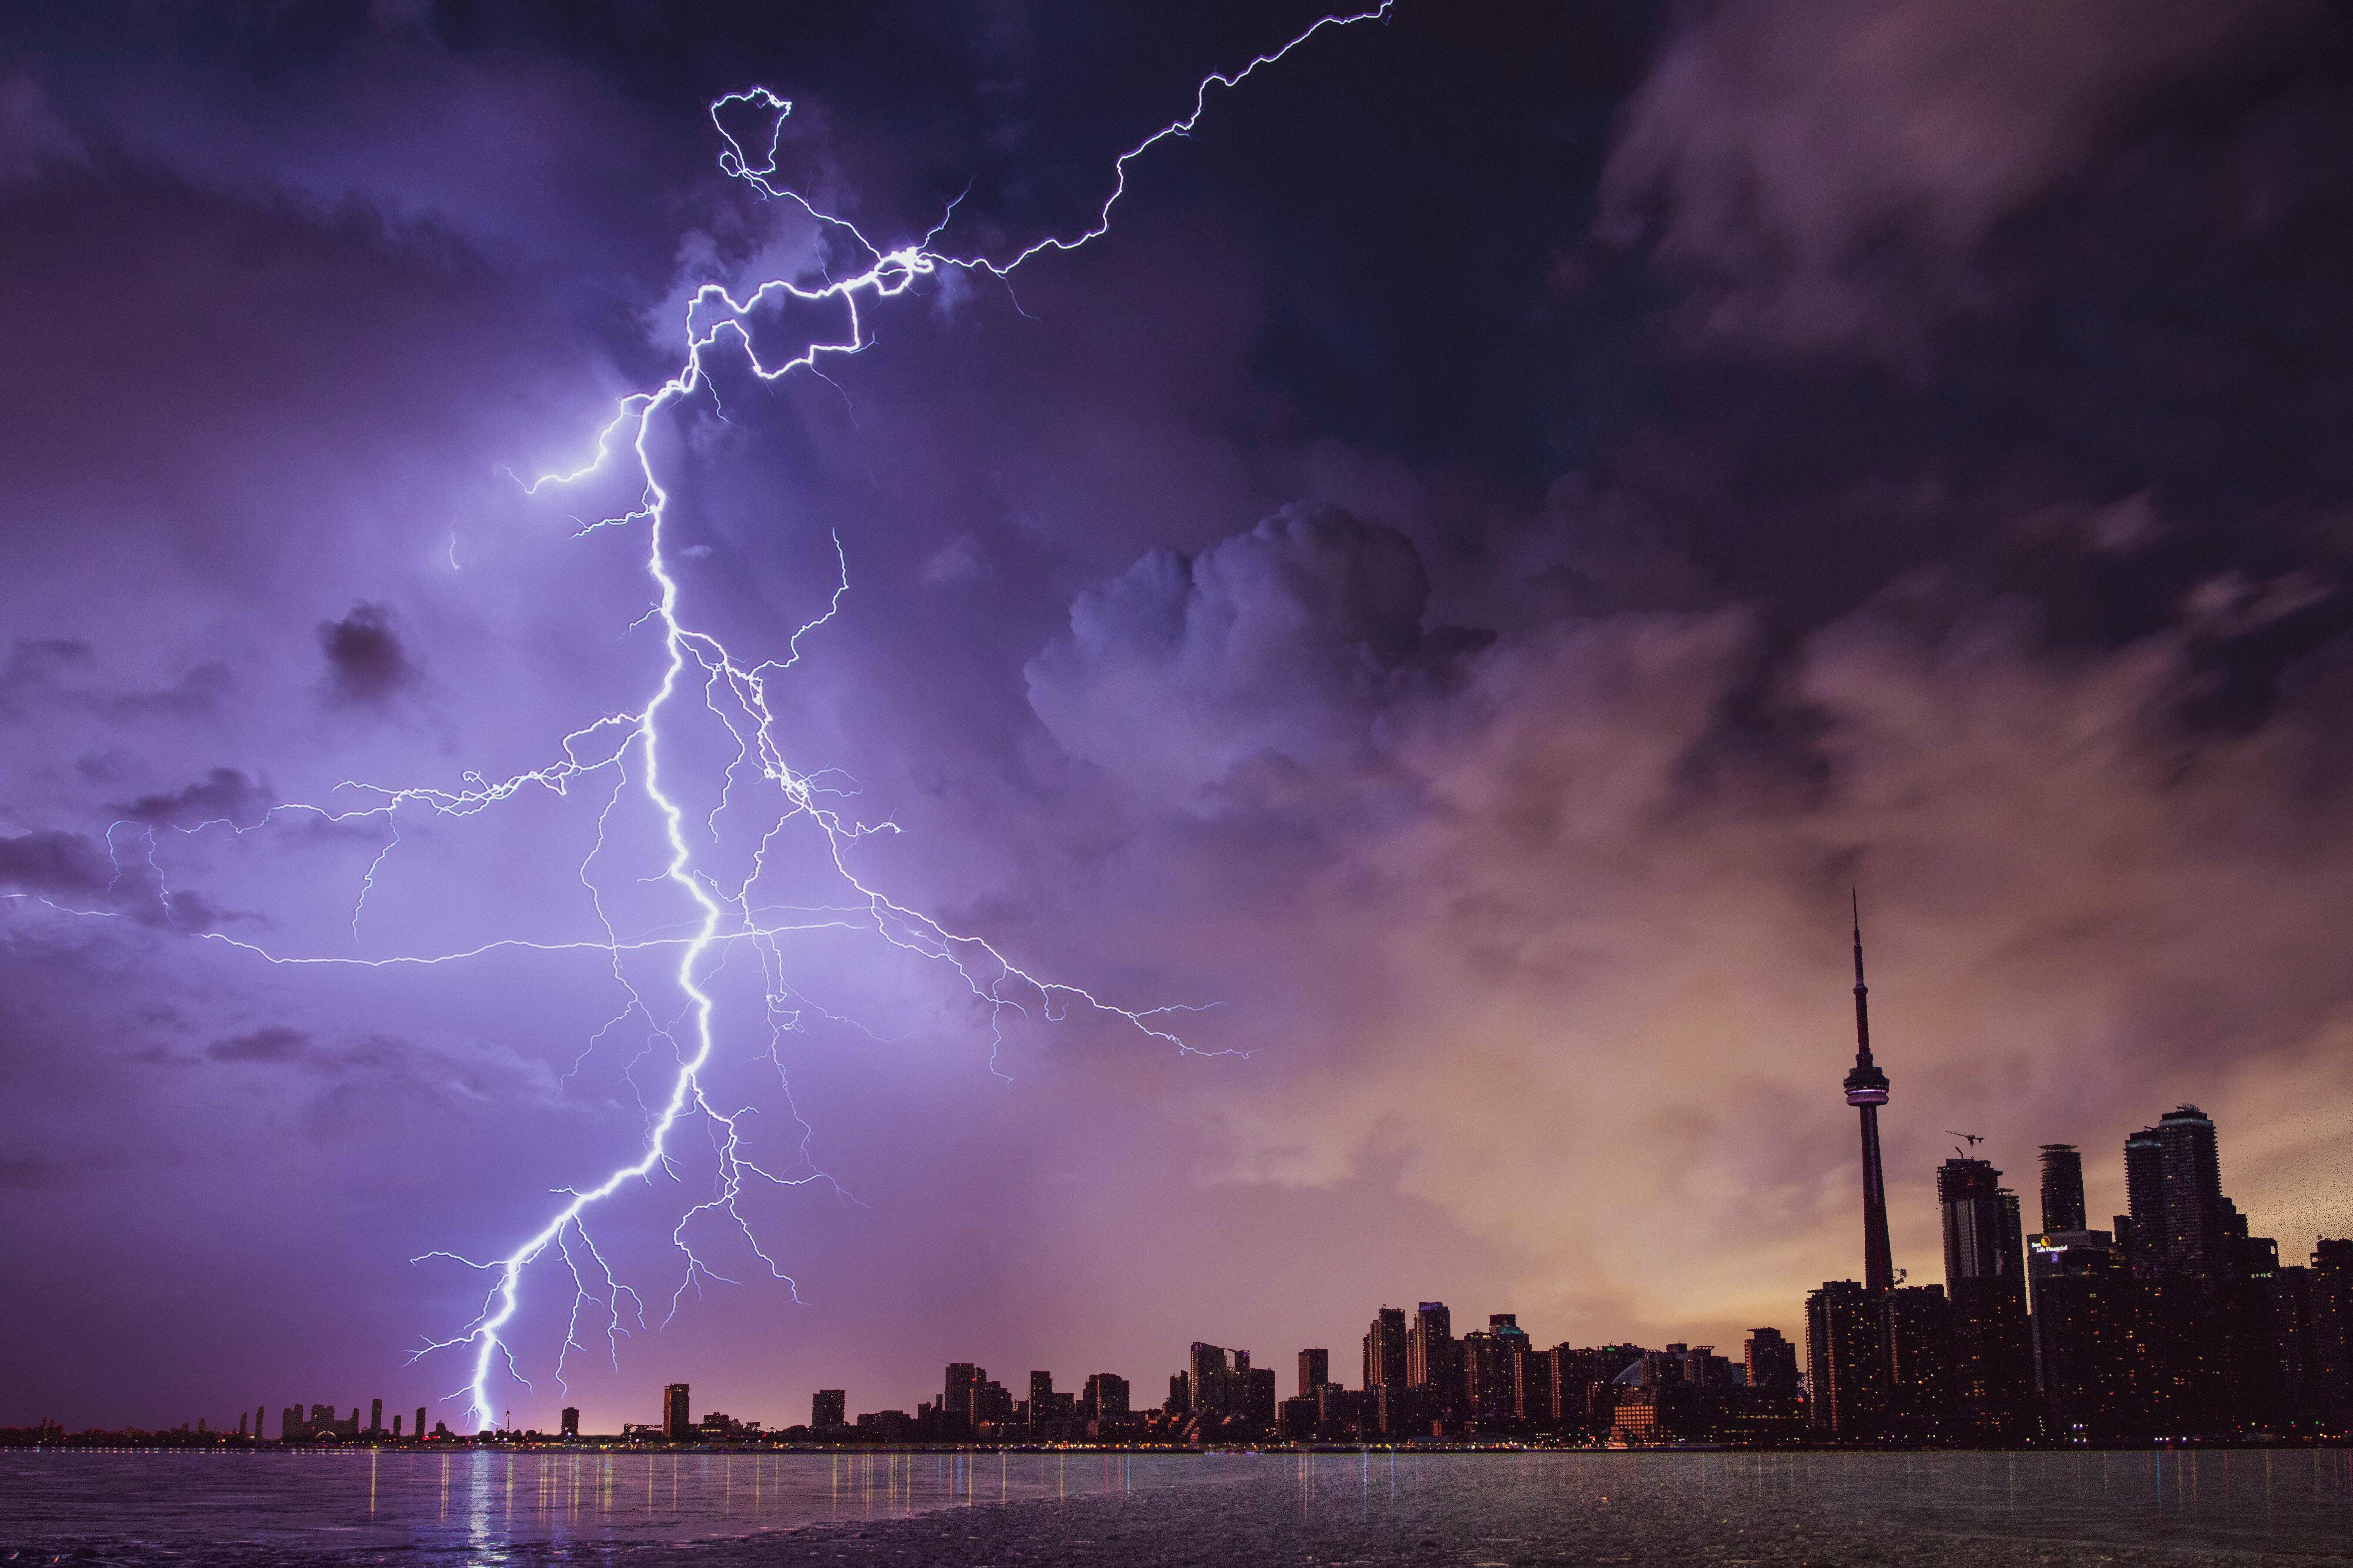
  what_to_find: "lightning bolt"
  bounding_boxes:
[48,4,1393,1433]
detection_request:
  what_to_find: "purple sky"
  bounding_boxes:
[6,0,2353,1434]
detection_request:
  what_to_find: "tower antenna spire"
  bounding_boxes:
[1843,891,1893,1292]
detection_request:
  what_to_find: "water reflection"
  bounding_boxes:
[3,1447,2351,1561]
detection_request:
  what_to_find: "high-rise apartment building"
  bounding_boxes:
[1937,1157,2034,1441]
[942,1364,982,1431]
[1879,1284,1956,1442]
[662,1384,691,1441]
[2039,1144,2087,1233]
[1805,1280,1886,1440]
[560,1406,580,1438]
[2124,1125,2166,1278]
[1081,1374,1129,1421]
[1407,1303,1457,1416]
[1460,1316,1528,1428]
[812,1389,846,1428]
[2153,1106,2241,1280]
[971,1378,1014,1426]
[1743,1327,1799,1394]
[1188,1344,1235,1418]
[1028,1371,1055,1424]
[1245,1363,1278,1429]
[1297,1349,1329,1398]
[1363,1307,1407,1391]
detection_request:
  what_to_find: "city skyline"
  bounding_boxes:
[20,1059,2332,1441]
[9,0,2353,1435]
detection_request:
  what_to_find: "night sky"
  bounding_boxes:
[6,0,2353,1434]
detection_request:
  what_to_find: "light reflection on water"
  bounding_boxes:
[2,1447,2350,1561]
[0,1446,1223,1558]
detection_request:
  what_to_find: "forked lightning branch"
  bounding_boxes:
[89,5,1393,1433]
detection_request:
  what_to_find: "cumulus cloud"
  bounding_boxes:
[1025,504,1489,804]
[1166,593,2353,1339]
[1028,506,2353,1340]
[1594,0,2305,355]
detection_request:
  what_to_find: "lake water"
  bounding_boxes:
[2,1447,2350,1565]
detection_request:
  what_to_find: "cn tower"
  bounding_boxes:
[1844,892,1894,1293]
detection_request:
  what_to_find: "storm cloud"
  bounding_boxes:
[2,0,2351,1434]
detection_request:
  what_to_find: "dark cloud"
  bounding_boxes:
[205,1025,309,1065]
[317,603,418,708]
[7,0,2353,1433]
[0,830,116,901]
[111,767,273,831]
[1592,0,2310,358]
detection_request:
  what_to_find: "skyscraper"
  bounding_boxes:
[1363,1307,1407,1392]
[1460,1317,1527,1428]
[662,1384,691,1441]
[812,1389,846,1428]
[2039,1144,2087,1233]
[1298,1348,1329,1399]
[2124,1124,2166,1279]
[1028,1370,1055,1425]
[1189,1344,1232,1417]
[1938,1157,2035,1440]
[2155,1106,2239,1280]
[1804,1280,1886,1439]
[2124,1106,2279,1429]
[560,1406,580,1438]
[1407,1303,1457,1419]
[942,1364,982,1433]
[1878,1284,1956,1442]
[1843,896,1894,1293]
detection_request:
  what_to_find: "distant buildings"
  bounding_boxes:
[180,908,2348,1456]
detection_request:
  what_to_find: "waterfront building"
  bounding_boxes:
[1407,1303,1458,1420]
[1938,1157,2035,1441]
[1805,1280,1886,1439]
[812,1389,846,1428]
[1081,1374,1129,1421]
[1743,1327,1799,1395]
[1297,1348,1328,1398]
[1879,1284,1956,1442]
[2040,1145,2087,1234]
[1028,1371,1055,1424]
[662,1384,691,1441]
[1363,1307,1407,1393]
